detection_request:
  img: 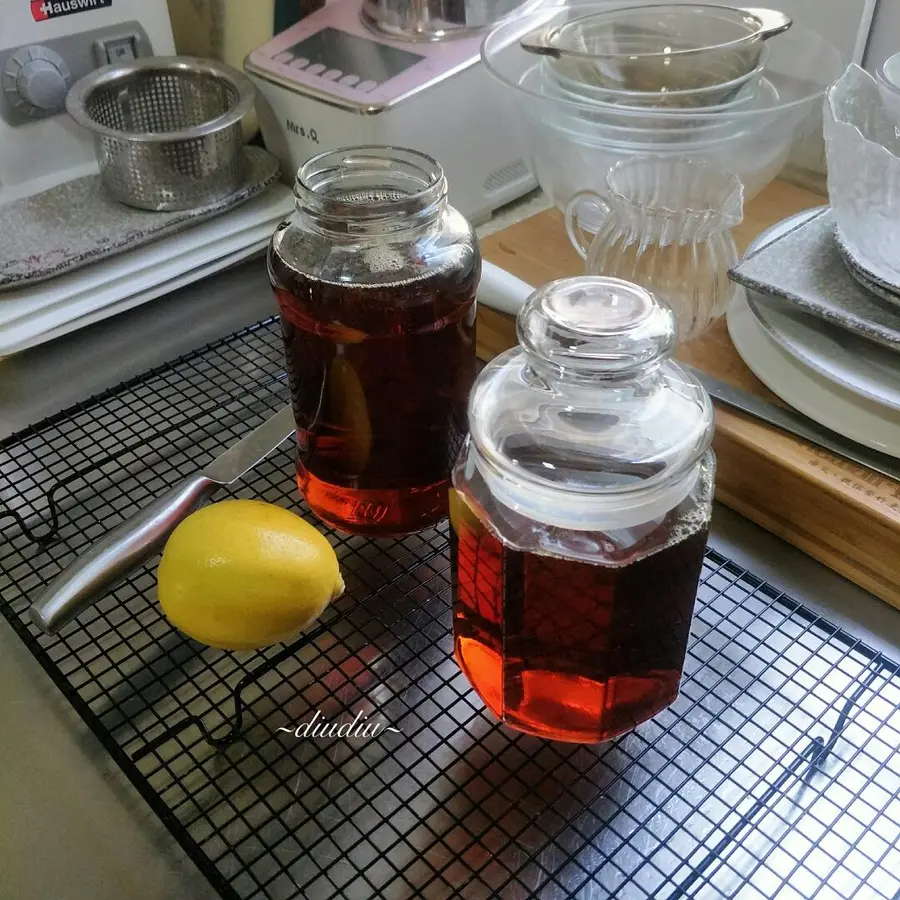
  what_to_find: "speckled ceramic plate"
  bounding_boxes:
[729,207,900,351]
[0,184,293,330]
[739,208,900,412]
[727,291,900,458]
[835,225,900,307]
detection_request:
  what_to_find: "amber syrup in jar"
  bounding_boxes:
[268,148,479,536]
[272,261,477,535]
[450,488,709,743]
[450,277,716,742]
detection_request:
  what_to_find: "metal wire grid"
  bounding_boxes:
[1,317,900,900]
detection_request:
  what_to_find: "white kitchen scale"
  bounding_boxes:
[244,0,538,225]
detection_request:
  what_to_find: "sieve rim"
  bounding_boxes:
[65,56,255,143]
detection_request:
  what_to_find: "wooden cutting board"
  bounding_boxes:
[478,181,900,609]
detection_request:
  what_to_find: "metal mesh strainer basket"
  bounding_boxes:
[66,57,255,212]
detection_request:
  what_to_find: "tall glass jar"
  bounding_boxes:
[268,147,480,536]
[451,276,715,743]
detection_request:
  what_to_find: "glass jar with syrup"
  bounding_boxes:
[450,276,715,743]
[268,147,480,536]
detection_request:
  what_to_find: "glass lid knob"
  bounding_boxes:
[516,276,677,374]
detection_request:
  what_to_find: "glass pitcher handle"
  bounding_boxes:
[564,191,610,261]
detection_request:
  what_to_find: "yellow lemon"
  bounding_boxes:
[328,355,373,475]
[157,499,344,651]
[449,488,480,535]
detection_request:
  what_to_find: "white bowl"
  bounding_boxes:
[876,51,900,124]
[824,64,900,287]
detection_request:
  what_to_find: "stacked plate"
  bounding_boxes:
[725,61,900,461]
[728,208,900,458]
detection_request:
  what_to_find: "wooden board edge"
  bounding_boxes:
[717,488,900,610]
[715,409,900,530]
[714,432,900,608]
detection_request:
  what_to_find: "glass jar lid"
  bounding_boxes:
[468,276,715,530]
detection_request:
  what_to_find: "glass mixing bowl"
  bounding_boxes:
[482,4,844,215]
[542,45,768,111]
[533,62,778,139]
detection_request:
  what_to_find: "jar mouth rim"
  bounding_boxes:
[294,145,446,217]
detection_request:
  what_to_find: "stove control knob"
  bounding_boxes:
[4,46,72,114]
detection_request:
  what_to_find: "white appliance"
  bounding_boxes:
[0,0,175,204]
[0,0,296,357]
[244,0,536,225]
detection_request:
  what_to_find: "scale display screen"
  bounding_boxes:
[288,28,425,84]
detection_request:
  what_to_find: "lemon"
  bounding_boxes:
[158,499,344,651]
[449,488,480,535]
[327,356,372,475]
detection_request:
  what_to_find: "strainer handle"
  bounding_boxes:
[742,7,792,40]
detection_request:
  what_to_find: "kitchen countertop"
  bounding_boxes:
[3,189,900,900]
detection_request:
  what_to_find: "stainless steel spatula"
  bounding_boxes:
[30,405,295,635]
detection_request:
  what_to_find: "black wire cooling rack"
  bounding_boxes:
[2,316,900,900]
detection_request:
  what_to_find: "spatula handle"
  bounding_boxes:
[29,474,218,635]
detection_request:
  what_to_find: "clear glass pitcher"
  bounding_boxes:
[565,157,744,342]
[450,276,715,743]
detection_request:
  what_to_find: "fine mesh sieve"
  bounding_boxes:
[66,57,255,212]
